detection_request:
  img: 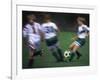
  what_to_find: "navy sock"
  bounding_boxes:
[52,51,60,61]
[57,48,63,61]
[76,51,82,59]
[76,51,81,56]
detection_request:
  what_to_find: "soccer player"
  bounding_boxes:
[23,14,44,68]
[68,17,89,62]
[41,14,63,62]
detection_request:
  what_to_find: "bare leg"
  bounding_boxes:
[72,45,80,52]
[69,42,75,50]
[28,48,35,68]
[69,45,80,61]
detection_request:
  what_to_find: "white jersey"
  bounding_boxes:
[41,22,58,39]
[23,22,42,42]
[77,24,89,39]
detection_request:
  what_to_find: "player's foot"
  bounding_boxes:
[77,54,82,60]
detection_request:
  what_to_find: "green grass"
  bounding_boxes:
[22,31,89,69]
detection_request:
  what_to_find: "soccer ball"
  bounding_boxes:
[64,50,71,58]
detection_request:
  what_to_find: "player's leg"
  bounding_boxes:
[55,43,64,61]
[49,46,61,62]
[69,42,75,50]
[75,39,85,59]
[68,42,75,61]
[28,47,35,68]
[45,37,62,62]
[27,37,36,68]
[76,50,82,59]
[51,36,64,61]
[69,45,80,61]
[33,41,44,56]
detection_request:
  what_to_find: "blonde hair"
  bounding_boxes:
[27,14,36,21]
[77,17,86,24]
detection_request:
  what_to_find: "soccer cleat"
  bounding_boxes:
[77,54,82,60]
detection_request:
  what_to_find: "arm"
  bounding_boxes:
[39,29,45,42]
[38,24,45,42]
[86,31,89,37]
[23,26,29,38]
[53,23,61,36]
[85,25,90,37]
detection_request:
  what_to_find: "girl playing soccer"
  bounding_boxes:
[41,14,64,62]
[68,17,89,62]
[23,14,44,68]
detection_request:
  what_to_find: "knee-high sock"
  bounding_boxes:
[28,58,34,68]
[52,51,60,61]
[76,51,81,57]
[57,48,63,61]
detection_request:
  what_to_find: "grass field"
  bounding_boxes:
[22,31,89,69]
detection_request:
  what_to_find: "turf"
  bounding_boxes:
[22,31,89,69]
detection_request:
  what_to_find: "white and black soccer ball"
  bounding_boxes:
[64,50,71,58]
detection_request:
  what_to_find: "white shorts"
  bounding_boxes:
[28,36,41,50]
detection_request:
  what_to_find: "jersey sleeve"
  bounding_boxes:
[22,25,29,37]
[52,23,58,30]
[40,24,44,32]
[84,25,89,32]
[37,23,43,31]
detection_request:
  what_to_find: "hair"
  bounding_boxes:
[27,14,36,21]
[77,17,86,24]
[43,14,51,20]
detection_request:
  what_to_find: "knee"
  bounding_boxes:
[71,47,78,53]
[29,56,33,60]
[69,46,73,50]
[29,49,35,59]
[71,50,76,53]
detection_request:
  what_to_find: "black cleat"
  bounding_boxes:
[77,54,82,60]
